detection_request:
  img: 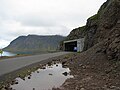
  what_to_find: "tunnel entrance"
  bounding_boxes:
[63,38,85,52]
[64,41,77,52]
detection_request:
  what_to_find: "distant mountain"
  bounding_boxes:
[4,35,65,53]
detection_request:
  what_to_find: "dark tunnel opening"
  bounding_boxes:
[64,41,77,52]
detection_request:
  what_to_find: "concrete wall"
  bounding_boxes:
[77,38,85,52]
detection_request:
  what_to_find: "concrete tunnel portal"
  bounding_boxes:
[63,38,85,52]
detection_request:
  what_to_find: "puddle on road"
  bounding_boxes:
[10,63,73,90]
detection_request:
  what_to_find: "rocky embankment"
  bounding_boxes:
[54,43,120,90]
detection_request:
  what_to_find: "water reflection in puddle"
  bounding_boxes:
[10,63,73,90]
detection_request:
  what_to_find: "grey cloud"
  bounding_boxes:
[0,0,107,48]
[14,12,88,29]
[15,14,56,27]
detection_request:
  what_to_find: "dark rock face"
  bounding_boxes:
[84,0,120,61]
[104,22,120,61]
[66,26,86,40]
[84,0,120,50]
[4,35,65,53]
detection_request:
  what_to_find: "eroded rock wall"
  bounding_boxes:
[84,0,120,61]
[84,0,120,50]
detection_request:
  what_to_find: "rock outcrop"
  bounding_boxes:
[84,0,120,50]
[84,0,120,61]
[66,26,86,40]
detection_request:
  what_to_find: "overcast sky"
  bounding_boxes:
[0,0,106,48]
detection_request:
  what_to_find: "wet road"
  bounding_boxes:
[0,52,70,77]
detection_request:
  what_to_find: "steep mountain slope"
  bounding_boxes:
[62,0,120,61]
[4,35,65,53]
[66,26,86,40]
[84,0,120,61]
[84,0,120,50]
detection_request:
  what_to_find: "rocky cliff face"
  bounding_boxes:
[66,26,86,40]
[84,0,120,61]
[84,0,120,50]
[64,0,120,61]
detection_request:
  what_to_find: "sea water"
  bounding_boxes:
[2,51,16,56]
